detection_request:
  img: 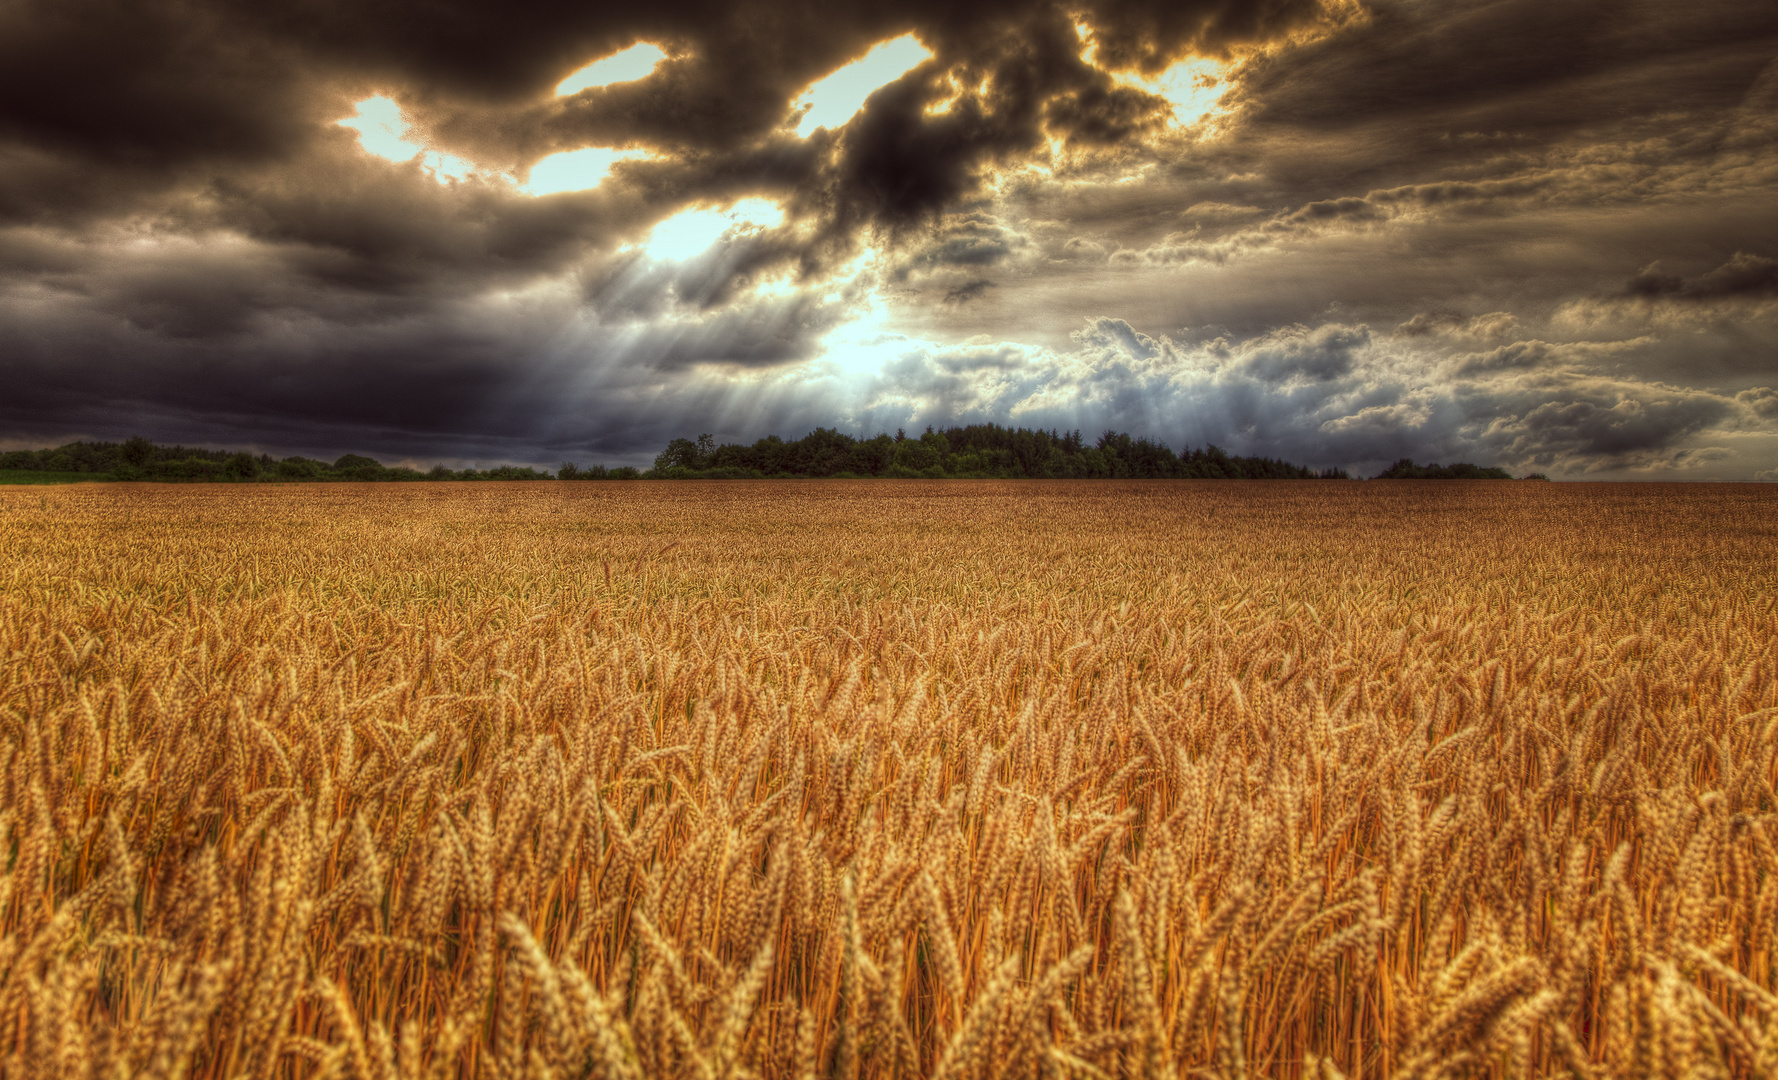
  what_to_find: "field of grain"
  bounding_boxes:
[1,480,1775,1079]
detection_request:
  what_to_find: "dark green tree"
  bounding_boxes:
[654,438,703,471]
[333,454,384,480]
[225,452,259,480]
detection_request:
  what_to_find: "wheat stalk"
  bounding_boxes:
[1,480,1773,1077]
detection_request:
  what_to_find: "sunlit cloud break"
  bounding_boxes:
[525,147,650,195]
[556,42,668,96]
[1129,57,1232,128]
[644,199,787,261]
[337,95,476,182]
[793,34,932,137]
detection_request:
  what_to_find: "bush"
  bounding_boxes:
[333,454,385,481]
[225,452,259,480]
[1374,459,1512,480]
[278,458,323,479]
[700,467,765,479]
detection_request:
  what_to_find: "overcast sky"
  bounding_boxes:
[3,0,1776,476]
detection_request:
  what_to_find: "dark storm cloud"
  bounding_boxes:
[2,0,1776,475]
[1225,0,1778,180]
[0,0,1322,223]
[1085,0,1331,73]
[895,214,1026,283]
[1624,253,1778,301]
[942,280,995,305]
[0,0,1327,375]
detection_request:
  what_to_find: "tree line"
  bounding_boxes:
[1,431,1529,483]
[1374,458,1522,480]
[0,437,553,482]
[640,425,1353,479]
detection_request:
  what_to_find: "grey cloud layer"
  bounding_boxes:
[1,0,1775,475]
[841,317,1761,476]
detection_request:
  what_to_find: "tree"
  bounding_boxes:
[225,452,259,480]
[654,438,702,471]
[333,454,384,480]
[893,439,939,472]
[645,424,1353,481]
[1374,459,1511,480]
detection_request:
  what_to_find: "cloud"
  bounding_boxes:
[900,213,1024,273]
[1230,323,1368,384]
[1319,402,1429,435]
[942,279,995,304]
[1737,386,1778,419]
[1180,201,1264,225]
[1396,311,1520,341]
[1463,378,1734,470]
[1448,336,1654,376]
[1624,252,1778,300]
[1282,196,1385,227]
[1073,315,1166,360]
[1450,340,1555,375]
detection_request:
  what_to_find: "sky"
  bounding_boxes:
[2,0,1776,477]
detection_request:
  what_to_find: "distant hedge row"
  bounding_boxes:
[1373,458,1518,480]
[1,431,1529,483]
[0,438,553,482]
[640,426,1353,480]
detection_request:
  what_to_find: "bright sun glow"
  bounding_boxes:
[338,96,418,159]
[644,198,787,261]
[1139,57,1231,126]
[793,34,932,137]
[1072,22,1234,132]
[338,96,478,183]
[525,147,649,195]
[556,43,668,96]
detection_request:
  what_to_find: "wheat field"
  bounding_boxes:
[1,480,1775,1079]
